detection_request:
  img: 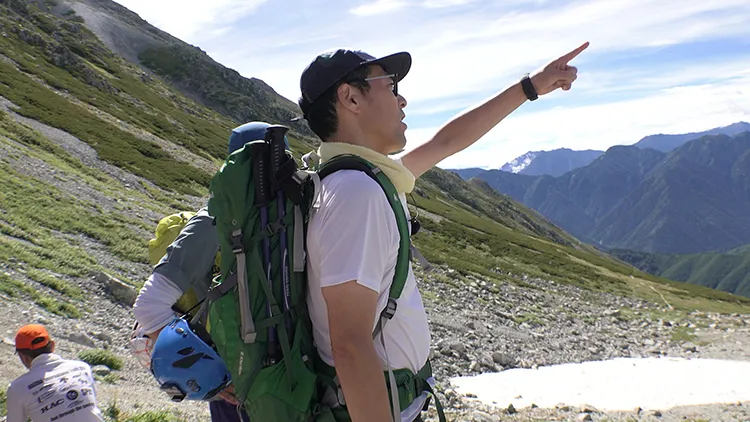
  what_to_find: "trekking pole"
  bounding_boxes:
[267,126,293,341]
[250,141,278,362]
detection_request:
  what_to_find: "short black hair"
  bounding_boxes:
[18,343,54,360]
[299,66,372,141]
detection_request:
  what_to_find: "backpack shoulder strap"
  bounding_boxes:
[317,154,413,422]
[316,154,410,302]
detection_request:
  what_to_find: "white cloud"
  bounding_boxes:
[402,73,750,169]
[421,0,473,8]
[349,0,472,16]
[349,0,408,16]
[215,0,750,111]
[109,0,750,173]
[112,0,267,42]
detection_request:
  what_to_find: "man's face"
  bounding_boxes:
[358,65,408,154]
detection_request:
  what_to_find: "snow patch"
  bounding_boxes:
[449,357,750,412]
[501,152,537,173]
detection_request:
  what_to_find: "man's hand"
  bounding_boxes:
[401,41,590,179]
[530,41,589,95]
[216,384,239,405]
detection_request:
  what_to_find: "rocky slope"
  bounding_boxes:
[2,259,749,422]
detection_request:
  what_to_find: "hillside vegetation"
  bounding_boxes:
[612,245,750,298]
[1,0,749,335]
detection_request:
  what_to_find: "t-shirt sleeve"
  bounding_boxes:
[5,381,26,422]
[314,173,395,293]
[153,208,218,294]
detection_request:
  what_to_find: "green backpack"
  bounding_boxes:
[204,125,445,422]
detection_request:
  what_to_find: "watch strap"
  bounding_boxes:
[521,74,538,101]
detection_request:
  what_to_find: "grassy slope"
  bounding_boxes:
[0,0,748,320]
[611,245,750,298]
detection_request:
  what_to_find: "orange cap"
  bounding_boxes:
[15,324,51,351]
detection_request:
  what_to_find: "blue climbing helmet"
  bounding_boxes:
[228,121,290,154]
[149,317,232,402]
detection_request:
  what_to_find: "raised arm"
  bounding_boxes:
[402,42,589,179]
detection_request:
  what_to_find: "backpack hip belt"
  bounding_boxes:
[315,357,445,422]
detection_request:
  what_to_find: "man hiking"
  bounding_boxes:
[6,324,105,422]
[131,121,287,422]
[296,42,588,421]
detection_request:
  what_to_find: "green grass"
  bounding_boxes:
[78,349,124,370]
[612,246,750,298]
[514,313,545,326]
[0,272,81,318]
[96,373,121,384]
[26,268,83,299]
[0,59,211,195]
[0,386,6,417]
[103,401,181,422]
[670,326,698,344]
[0,153,148,258]
[0,3,240,195]
[124,411,181,422]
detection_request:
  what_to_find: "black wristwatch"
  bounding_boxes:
[520,74,538,101]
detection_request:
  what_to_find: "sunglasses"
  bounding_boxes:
[346,73,398,97]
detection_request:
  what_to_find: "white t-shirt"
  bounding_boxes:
[6,354,105,422]
[306,169,431,374]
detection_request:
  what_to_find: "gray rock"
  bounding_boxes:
[450,342,466,355]
[577,413,593,421]
[581,405,599,413]
[91,331,113,344]
[471,411,499,422]
[68,332,96,347]
[506,404,517,414]
[91,365,111,376]
[93,271,137,306]
[491,352,513,366]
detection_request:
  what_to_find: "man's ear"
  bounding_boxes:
[336,83,363,114]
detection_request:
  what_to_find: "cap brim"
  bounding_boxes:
[368,52,412,82]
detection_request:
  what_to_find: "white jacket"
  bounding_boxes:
[6,354,104,422]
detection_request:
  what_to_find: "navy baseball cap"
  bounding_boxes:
[299,49,412,104]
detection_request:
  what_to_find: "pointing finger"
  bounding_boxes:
[560,41,589,64]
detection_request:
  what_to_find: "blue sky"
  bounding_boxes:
[114,0,750,169]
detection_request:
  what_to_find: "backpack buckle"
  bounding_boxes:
[230,229,244,254]
[266,221,284,235]
[383,298,398,320]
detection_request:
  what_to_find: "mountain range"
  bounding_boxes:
[454,131,750,255]
[480,122,750,178]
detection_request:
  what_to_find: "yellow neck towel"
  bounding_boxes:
[317,142,415,194]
